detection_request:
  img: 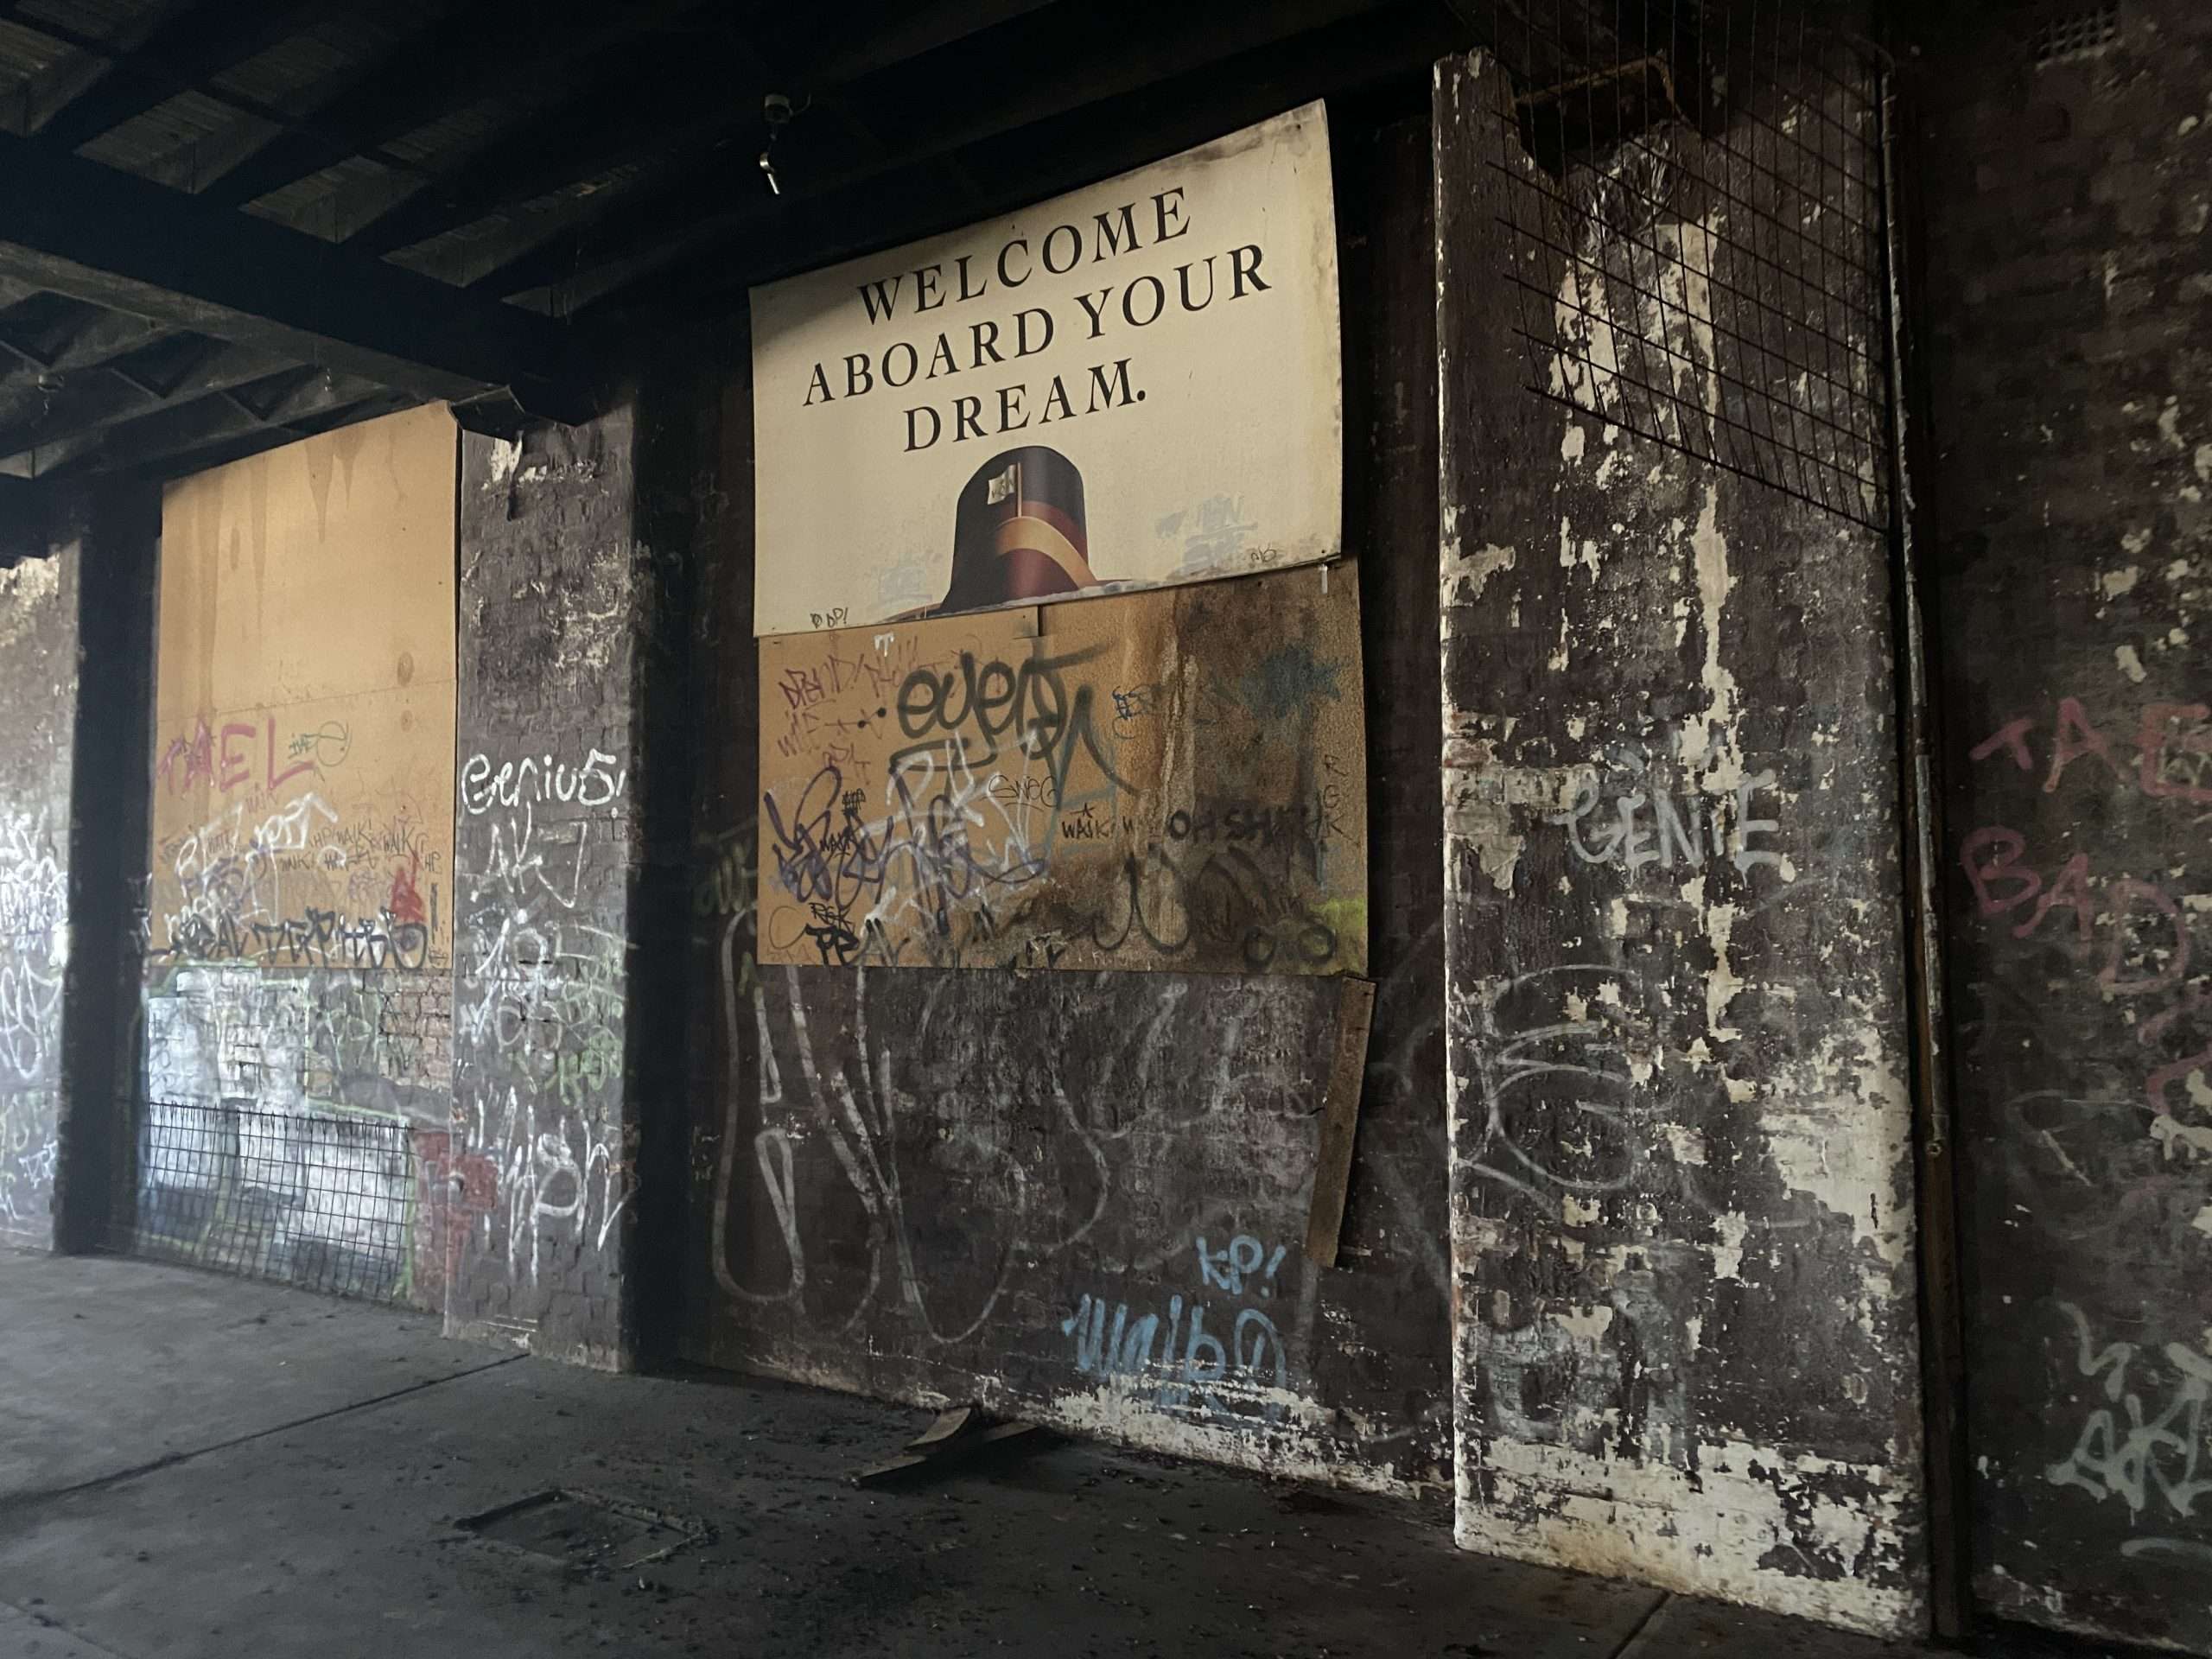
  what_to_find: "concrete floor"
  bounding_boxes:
[0,1254,2139,1659]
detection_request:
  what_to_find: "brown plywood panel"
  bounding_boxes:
[150,404,459,969]
[757,563,1366,974]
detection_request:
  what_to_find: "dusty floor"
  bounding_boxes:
[0,1254,2146,1658]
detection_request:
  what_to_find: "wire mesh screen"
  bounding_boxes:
[124,1102,416,1304]
[1475,0,1892,529]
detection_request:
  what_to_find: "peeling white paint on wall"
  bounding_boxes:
[1044,1376,1433,1503]
[0,554,63,654]
[1459,1437,1920,1636]
[1439,54,1923,1643]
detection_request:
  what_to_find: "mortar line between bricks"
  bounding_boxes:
[0,1592,143,1659]
[0,1352,527,1516]
[1606,1591,1675,1659]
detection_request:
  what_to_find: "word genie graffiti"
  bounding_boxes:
[1552,770,1790,879]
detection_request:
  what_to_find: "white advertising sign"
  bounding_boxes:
[749,102,1342,637]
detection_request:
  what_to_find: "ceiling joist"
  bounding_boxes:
[0,0,1460,485]
[0,128,589,417]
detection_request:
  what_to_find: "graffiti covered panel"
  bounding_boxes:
[708,964,1376,1471]
[138,405,459,1307]
[757,563,1367,975]
[149,404,459,988]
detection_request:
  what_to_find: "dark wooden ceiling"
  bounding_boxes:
[0,0,1468,485]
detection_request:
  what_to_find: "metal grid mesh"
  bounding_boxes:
[2030,0,2120,67]
[123,1102,415,1304]
[1478,0,1892,530]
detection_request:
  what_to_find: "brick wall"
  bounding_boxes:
[0,537,79,1250]
[1436,50,1925,1637]
[1917,0,2212,1647]
[447,411,646,1366]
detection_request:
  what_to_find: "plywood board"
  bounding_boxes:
[758,563,1366,974]
[150,404,459,969]
[748,102,1340,637]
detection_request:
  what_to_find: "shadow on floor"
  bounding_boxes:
[0,1252,2158,1659]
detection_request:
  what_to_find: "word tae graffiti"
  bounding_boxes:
[460,747,626,817]
[1970,695,2212,804]
[2047,1301,2212,1521]
[1059,1234,1292,1426]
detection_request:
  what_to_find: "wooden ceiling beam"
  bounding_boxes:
[0,337,299,473]
[195,0,706,213]
[0,129,590,417]
[340,35,782,260]
[15,365,405,480]
[526,0,1452,315]
[476,0,1410,306]
[331,0,1046,263]
[30,0,340,154]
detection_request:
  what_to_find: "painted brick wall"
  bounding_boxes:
[0,541,79,1249]
[448,412,645,1366]
[668,95,1455,1497]
[1436,52,1925,1637]
[1916,0,2212,1647]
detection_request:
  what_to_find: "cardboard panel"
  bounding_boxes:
[759,563,1366,974]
